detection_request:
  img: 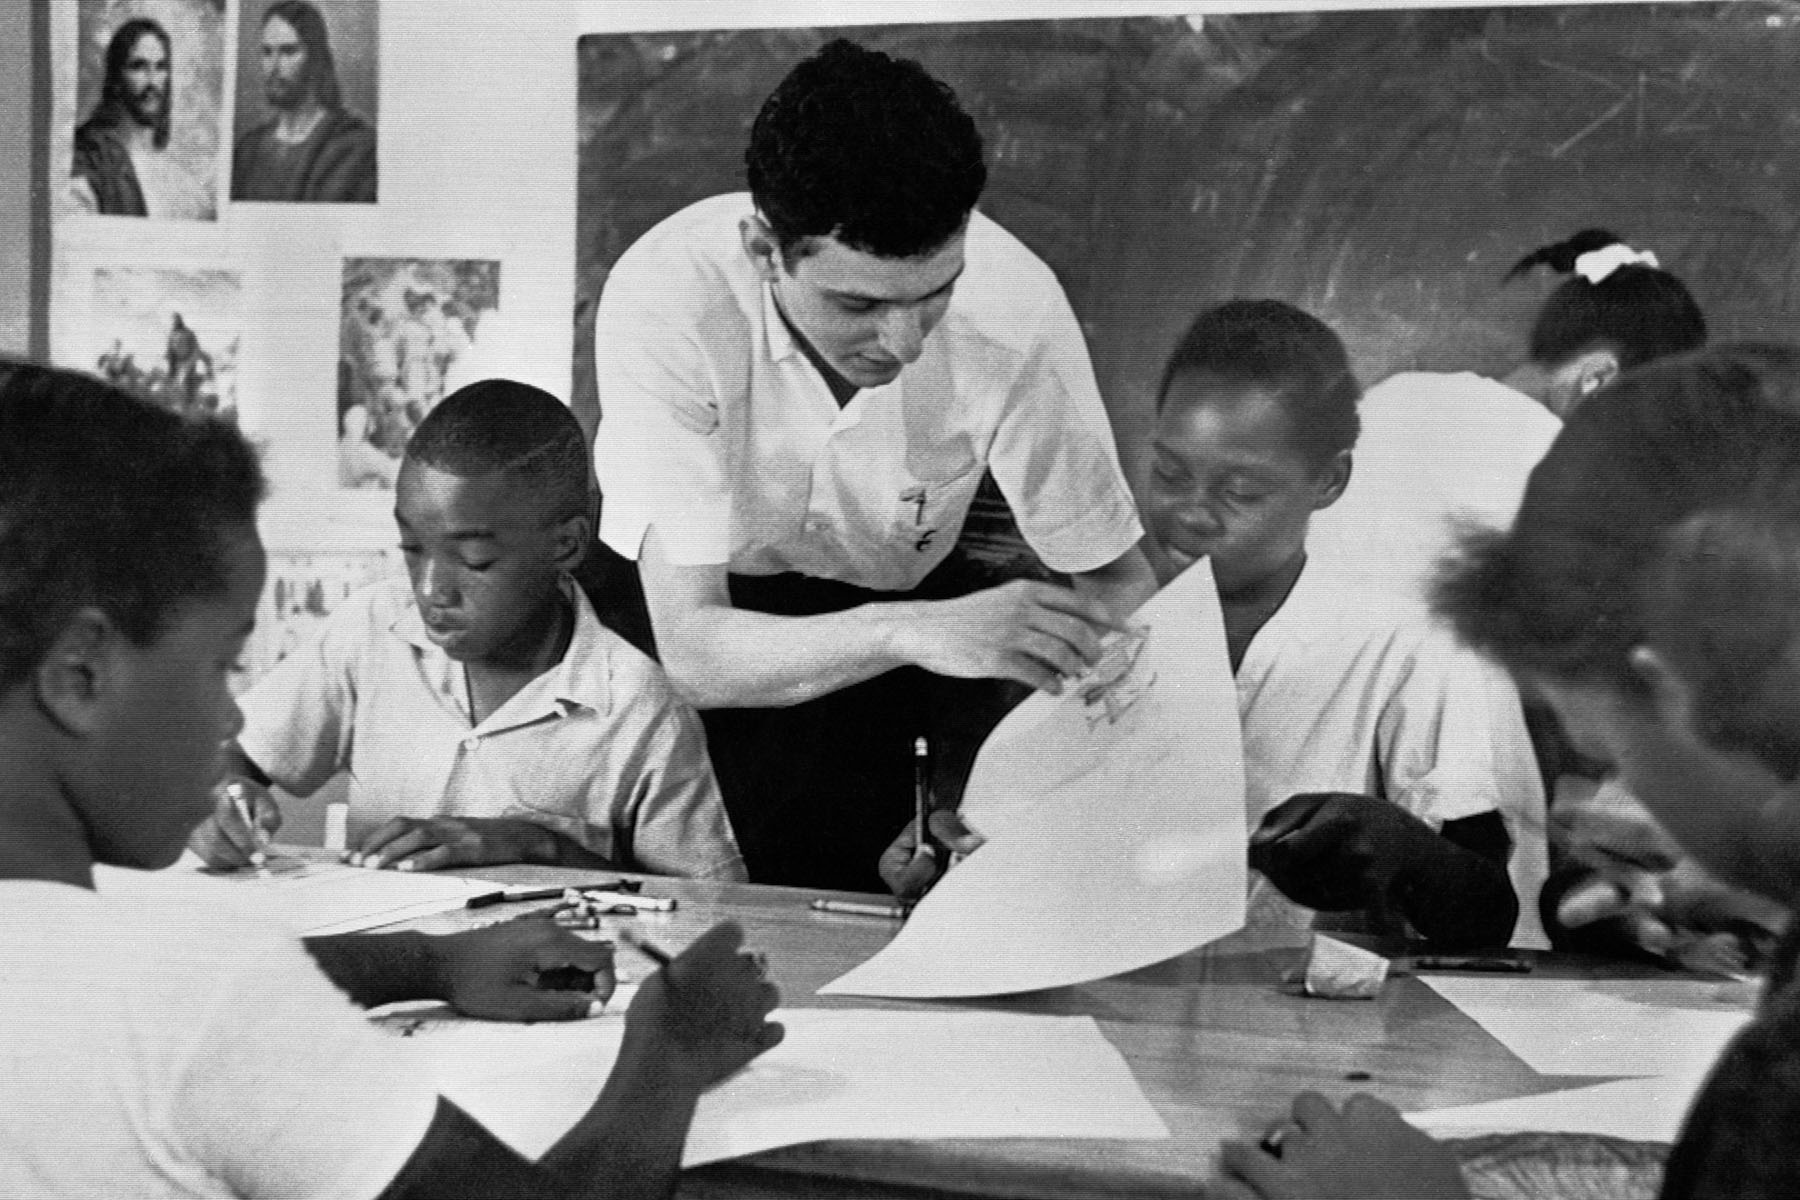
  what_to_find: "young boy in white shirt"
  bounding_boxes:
[195,380,744,879]
[0,361,781,1199]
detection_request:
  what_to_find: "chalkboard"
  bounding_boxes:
[574,5,1800,555]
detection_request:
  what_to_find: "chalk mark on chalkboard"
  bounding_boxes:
[1552,94,1632,158]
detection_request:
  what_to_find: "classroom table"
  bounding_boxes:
[399,866,1674,1200]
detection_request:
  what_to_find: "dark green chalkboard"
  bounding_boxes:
[574,5,1800,561]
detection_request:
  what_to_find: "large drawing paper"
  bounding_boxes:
[97,854,500,936]
[1407,1070,1710,1142]
[821,563,1246,999]
[400,1008,1167,1165]
[1422,975,1755,1078]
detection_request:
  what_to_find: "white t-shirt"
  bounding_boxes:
[592,192,1143,590]
[1309,371,1562,601]
[1238,558,1551,948]
[239,578,745,880]
[0,873,438,1198]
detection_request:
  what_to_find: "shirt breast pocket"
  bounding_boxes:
[893,459,981,556]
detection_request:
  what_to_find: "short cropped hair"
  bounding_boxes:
[746,38,987,260]
[403,380,590,525]
[1156,299,1361,471]
[100,18,172,149]
[1437,343,1800,772]
[1508,228,1707,372]
[0,362,264,692]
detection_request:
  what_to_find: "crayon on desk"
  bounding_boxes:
[1408,955,1534,974]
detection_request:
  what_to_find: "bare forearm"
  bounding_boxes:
[660,601,912,709]
[1070,544,1159,622]
[1391,814,1519,948]
[536,1052,700,1200]
[303,930,442,1008]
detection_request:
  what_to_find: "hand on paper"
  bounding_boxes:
[430,916,618,1021]
[1552,777,1786,975]
[1248,793,1429,911]
[894,580,1118,693]
[347,815,558,871]
[188,777,283,870]
[620,921,784,1090]
[879,809,989,901]
[1215,1092,1470,1200]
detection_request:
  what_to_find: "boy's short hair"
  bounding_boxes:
[1645,508,1800,780]
[403,380,590,525]
[0,361,264,692]
[1157,299,1362,471]
[745,38,987,260]
[1438,343,1800,731]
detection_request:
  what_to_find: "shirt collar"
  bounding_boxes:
[390,578,613,725]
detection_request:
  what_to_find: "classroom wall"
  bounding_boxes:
[0,3,40,357]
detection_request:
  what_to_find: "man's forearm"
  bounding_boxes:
[658,600,913,709]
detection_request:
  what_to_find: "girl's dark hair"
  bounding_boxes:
[1437,344,1800,770]
[1506,228,1707,372]
[1157,299,1361,471]
[0,362,265,692]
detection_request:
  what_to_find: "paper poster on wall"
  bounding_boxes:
[336,257,501,489]
[56,0,228,222]
[230,0,379,204]
[88,265,242,421]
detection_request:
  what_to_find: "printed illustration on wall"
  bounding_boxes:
[231,0,380,204]
[337,257,501,489]
[58,0,228,221]
[90,265,242,420]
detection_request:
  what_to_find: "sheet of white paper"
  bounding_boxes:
[820,563,1246,999]
[1407,1069,1711,1142]
[97,854,502,936]
[395,1007,1168,1165]
[1422,975,1755,1077]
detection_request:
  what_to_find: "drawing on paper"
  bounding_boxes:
[1077,625,1154,729]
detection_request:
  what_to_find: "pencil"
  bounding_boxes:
[811,898,909,919]
[616,926,675,969]
[225,782,272,878]
[913,735,931,846]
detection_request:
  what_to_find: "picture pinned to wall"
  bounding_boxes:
[231,0,379,204]
[337,257,501,489]
[57,0,228,222]
[241,549,400,685]
[89,265,242,421]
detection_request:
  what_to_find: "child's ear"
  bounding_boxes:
[1576,351,1620,400]
[1310,449,1353,512]
[739,213,785,285]
[550,511,591,574]
[1628,644,1699,741]
[33,609,120,738]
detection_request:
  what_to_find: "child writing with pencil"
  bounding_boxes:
[886,301,1547,949]
[192,379,746,880]
[1216,344,1800,1200]
[0,362,783,1199]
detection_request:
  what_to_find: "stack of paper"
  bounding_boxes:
[1406,974,1757,1139]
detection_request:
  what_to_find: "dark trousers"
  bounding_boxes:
[577,543,1023,892]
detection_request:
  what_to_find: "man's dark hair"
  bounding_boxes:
[98,18,172,149]
[263,0,343,110]
[0,362,264,692]
[404,380,591,525]
[745,38,987,260]
[1438,343,1800,776]
[1157,299,1362,471]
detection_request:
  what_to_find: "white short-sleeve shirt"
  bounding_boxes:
[592,192,1144,591]
[238,577,745,880]
[1309,371,1562,600]
[1237,558,1551,948]
[0,874,439,1198]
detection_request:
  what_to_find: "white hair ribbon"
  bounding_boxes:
[1573,243,1660,284]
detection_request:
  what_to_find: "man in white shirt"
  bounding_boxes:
[589,40,1155,890]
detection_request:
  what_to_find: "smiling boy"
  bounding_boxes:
[195,379,742,877]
